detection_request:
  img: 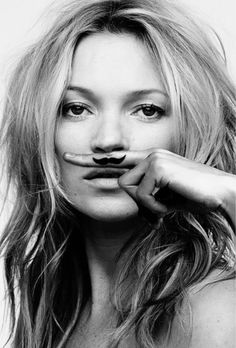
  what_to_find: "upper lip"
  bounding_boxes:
[84,167,128,180]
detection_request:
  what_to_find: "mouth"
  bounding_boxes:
[83,167,128,190]
[84,168,128,180]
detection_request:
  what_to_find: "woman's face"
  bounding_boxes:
[55,32,175,222]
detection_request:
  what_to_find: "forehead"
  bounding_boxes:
[70,32,165,95]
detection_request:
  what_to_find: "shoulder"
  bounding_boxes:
[188,276,236,348]
[167,271,236,348]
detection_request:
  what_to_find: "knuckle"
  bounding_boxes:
[149,159,164,176]
[148,151,165,168]
[148,151,161,161]
[148,149,168,161]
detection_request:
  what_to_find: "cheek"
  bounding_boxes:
[55,122,90,157]
[130,122,175,151]
[54,124,89,187]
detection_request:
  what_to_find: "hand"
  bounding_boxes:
[63,149,236,228]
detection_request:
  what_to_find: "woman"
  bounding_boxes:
[0,0,235,347]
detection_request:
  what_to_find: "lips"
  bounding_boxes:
[84,168,128,180]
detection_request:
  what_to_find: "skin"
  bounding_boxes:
[56,32,175,223]
[55,32,236,347]
[55,32,175,329]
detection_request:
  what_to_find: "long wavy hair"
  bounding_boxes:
[0,0,236,347]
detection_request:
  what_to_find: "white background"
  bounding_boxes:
[0,0,236,346]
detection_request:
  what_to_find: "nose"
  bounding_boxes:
[91,113,129,153]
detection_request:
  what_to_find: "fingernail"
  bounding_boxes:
[63,152,76,158]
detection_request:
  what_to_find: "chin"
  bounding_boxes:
[70,195,139,222]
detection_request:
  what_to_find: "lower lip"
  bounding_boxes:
[85,178,121,190]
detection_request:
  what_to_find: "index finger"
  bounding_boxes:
[63,150,154,167]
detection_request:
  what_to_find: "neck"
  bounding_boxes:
[79,215,147,313]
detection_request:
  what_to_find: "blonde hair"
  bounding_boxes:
[0,0,235,347]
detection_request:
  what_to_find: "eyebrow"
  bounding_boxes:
[67,85,168,99]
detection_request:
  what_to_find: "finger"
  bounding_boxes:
[136,173,168,213]
[121,183,167,226]
[63,149,154,167]
[118,149,173,188]
[121,172,168,214]
[118,159,150,186]
[63,152,106,167]
[121,184,137,201]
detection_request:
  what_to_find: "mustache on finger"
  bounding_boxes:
[92,155,126,165]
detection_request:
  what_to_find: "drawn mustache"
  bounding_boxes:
[92,155,126,165]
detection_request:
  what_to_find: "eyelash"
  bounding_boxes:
[61,102,92,120]
[61,102,166,121]
[132,104,166,120]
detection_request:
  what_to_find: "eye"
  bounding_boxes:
[132,104,165,120]
[61,102,92,119]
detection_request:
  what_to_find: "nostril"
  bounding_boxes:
[113,146,125,151]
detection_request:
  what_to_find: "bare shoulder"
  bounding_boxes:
[188,275,236,348]
[165,272,236,348]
